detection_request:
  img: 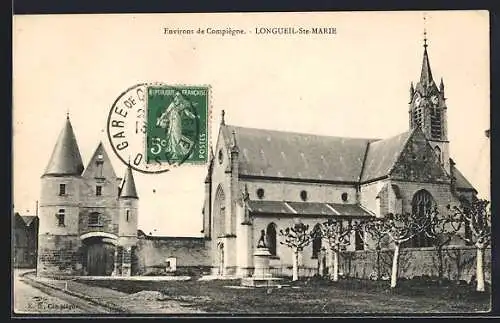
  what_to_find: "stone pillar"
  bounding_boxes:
[236,202,253,277]
[112,247,119,276]
[318,248,325,277]
[122,246,132,277]
[253,247,272,279]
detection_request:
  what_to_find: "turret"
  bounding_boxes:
[38,114,84,277]
[118,164,139,239]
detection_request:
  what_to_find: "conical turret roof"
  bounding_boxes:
[43,116,84,176]
[120,164,138,199]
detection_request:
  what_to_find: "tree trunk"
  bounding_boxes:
[476,245,485,292]
[390,243,400,288]
[437,246,444,280]
[292,249,299,281]
[376,247,381,280]
[332,250,339,282]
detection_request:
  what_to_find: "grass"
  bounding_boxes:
[76,276,491,314]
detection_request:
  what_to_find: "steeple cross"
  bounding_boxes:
[423,13,428,47]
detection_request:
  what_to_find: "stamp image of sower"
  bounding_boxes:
[147,86,209,165]
[107,83,210,174]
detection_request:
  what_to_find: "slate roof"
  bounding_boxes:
[360,130,413,182]
[247,200,374,217]
[120,164,138,198]
[452,163,476,192]
[223,125,375,182]
[223,124,416,183]
[43,116,84,176]
[221,124,475,192]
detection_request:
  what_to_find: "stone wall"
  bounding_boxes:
[262,245,491,282]
[36,234,83,277]
[338,246,491,283]
[134,236,210,276]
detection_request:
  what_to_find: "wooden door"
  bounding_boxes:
[86,242,115,276]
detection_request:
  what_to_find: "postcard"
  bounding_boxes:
[12,11,491,315]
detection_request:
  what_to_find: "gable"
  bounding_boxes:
[389,128,450,183]
[82,142,118,179]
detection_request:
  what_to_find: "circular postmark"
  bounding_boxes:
[107,83,210,174]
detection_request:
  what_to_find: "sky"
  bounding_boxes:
[12,11,490,236]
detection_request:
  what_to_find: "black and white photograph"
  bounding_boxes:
[12,10,491,315]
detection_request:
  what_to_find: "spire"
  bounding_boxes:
[420,42,433,85]
[120,163,138,199]
[420,15,433,86]
[439,77,445,93]
[44,115,84,176]
[221,110,225,125]
[409,82,415,101]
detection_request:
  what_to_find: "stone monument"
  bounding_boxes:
[241,230,284,287]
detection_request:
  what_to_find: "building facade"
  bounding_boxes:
[202,40,477,277]
[37,116,139,277]
[13,213,39,268]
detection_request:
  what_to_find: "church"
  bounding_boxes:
[37,116,139,277]
[201,39,477,278]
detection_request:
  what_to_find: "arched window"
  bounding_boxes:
[213,185,226,238]
[311,224,322,259]
[459,197,473,245]
[354,223,364,251]
[266,223,277,256]
[434,146,442,164]
[408,190,435,248]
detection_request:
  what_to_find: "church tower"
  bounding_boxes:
[409,34,450,174]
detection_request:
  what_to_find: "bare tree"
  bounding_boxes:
[450,198,491,292]
[356,218,389,280]
[279,222,315,281]
[424,206,460,281]
[379,212,432,288]
[321,219,354,282]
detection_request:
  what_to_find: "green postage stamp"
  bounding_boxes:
[146,85,209,166]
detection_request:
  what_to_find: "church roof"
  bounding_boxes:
[119,164,138,198]
[451,162,477,192]
[360,130,414,182]
[43,116,84,176]
[222,124,419,183]
[222,125,375,182]
[247,200,374,217]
